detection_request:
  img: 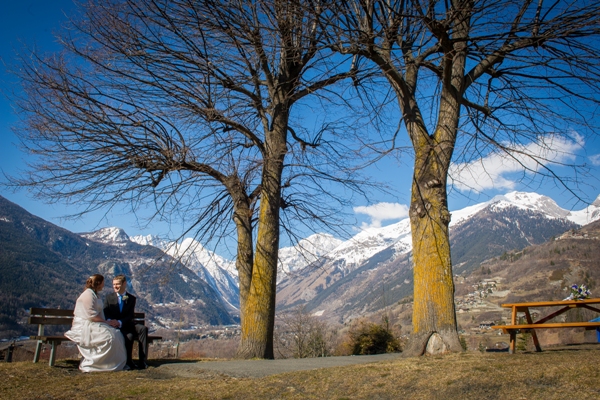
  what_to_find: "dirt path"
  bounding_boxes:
[150,353,399,378]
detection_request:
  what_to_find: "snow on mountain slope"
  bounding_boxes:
[281,191,600,277]
[488,192,571,218]
[130,234,171,250]
[450,191,600,228]
[83,191,600,315]
[162,238,240,309]
[314,218,413,274]
[89,230,240,310]
[448,201,490,227]
[450,192,570,229]
[81,227,131,246]
[277,191,600,318]
[277,233,343,280]
[566,195,600,225]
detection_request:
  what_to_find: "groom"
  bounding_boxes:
[103,274,148,369]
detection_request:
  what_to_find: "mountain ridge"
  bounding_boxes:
[84,191,600,308]
[0,195,235,339]
[275,191,600,323]
[3,189,600,339]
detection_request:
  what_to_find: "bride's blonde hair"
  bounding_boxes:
[85,274,104,293]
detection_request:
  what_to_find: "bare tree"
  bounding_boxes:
[10,0,378,359]
[329,0,600,355]
[275,306,334,358]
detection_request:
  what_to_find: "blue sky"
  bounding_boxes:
[2,1,600,255]
[0,1,178,238]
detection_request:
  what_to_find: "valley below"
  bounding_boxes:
[2,191,600,356]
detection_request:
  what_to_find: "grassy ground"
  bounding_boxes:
[2,346,600,399]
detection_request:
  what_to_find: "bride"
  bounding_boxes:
[65,274,127,372]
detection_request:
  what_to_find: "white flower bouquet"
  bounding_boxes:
[564,284,591,301]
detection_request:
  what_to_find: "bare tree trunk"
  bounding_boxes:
[237,170,281,358]
[237,121,287,359]
[402,41,467,355]
[401,2,472,355]
[224,174,255,324]
[403,149,462,356]
[233,206,253,331]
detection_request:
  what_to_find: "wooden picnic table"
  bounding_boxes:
[492,298,600,354]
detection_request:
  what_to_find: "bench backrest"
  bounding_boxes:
[28,307,146,325]
[29,308,73,326]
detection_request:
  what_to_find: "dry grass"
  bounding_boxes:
[2,346,600,399]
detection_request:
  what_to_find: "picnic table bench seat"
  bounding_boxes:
[493,321,600,332]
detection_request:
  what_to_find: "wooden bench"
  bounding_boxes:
[29,307,162,366]
[492,299,600,354]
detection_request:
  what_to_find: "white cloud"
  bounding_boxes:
[589,153,600,166]
[354,202,409,229]
[450,134,584,192]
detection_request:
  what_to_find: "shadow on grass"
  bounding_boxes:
[540,343,600,352]
[52,359,80,369]
[495,343,600,355]
[149,359,209,366]
[51,358,205,370]
[485,348,509,353]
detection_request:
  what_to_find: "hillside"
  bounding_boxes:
[449,206,578,275]
[3,190,600,340]
[382,219,600,340]
[276,192,600,326]
[456,219,600,308]
[0,196,234,339]
[0,196,96,337]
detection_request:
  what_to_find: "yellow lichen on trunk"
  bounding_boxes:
[237,135,285,359]
[234,207,253,321]
[406,125,462,354]
[238,195,279,358]
[411,203,456,333]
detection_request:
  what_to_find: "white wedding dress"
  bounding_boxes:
[65,288,127,372]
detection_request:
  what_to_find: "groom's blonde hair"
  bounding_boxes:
[113,274,127,284]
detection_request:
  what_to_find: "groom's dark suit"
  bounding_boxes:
[103,292,148,368]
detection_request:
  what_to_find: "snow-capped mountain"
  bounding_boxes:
[76,190,600,325]
[313,219,413,275]
[130,233,344,304]
[0,195,235,339]
[281,191,598,280]
[130,234,171,250]
[276,191,600,322]
[81,227,241,313]
[81,226,131,245]
[130,234,240,311]
[566,195,600,225]
[277,233,343,281]
[451,191,600,226]
[128,232,345,304]
[160,238,240,310]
